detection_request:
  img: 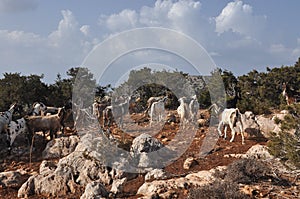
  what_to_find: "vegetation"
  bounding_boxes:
[188,158,292,199]
[2,58,300,169]
[268,104,300,169]
[189,159,272,199]
[0,67,110,113]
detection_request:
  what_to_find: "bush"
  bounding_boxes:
[188,181,250,199]
[268,104,300,169]
[188,159,271,199]
[223,159,270,184]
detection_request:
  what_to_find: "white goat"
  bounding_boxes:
[217,108,244,144]
[189,95,199,123]
[144,96,164,114]
[177,97,190,129]
[7,118,27,150]
[149,97,167,126]
[31,102,47,116]
[0,103,17,133]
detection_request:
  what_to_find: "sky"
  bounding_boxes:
[0,0,299,85]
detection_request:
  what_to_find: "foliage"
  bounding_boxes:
[268,104,300,169]
[0,67,110,112]
[1,57,300,116]
[188,181,250,199]
[237,59,300,114]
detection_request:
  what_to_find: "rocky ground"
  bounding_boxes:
[0,110,299,198]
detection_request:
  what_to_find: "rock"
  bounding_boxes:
[245,144,274,160]
[256,115,279,138]
[39,160,57,174]
[145,169,167,182]
[42,135,79,159]
[137,166,226,198]
[18,175,36,198]
[0,169,28,188]
[130,133,169,170]
[18,164,75,197]
[110,177,127,194]
[130,133,164,156]
[183,157,197,170]
[224,145,275,160]
[59,151,112,186]
[80,181,108,199]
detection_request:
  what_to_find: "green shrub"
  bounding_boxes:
[268,104,300,169]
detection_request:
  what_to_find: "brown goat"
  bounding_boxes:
[25,108,71,143]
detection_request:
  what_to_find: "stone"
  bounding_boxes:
[130,133,164,156]
[183,157,197,170]
[245,144,274,160]
[145,169,167,182]
[110,177,127,194]
[42,135,79,159]
[0,169,28,188]
[80,181,108,199]
[39,160,57,174]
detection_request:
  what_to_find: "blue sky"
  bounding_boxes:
[0,0,299,84]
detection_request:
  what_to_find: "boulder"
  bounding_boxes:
[245,144,274,160]
[18,165,75,198]
[110,177,127,194]
[130,133,164,156]
[42,135,79,159]
[145,169,167,182]
[137,166,226,198]
[224,145,275,160]
[130,133,170,171]
[39,160,57,174]
[0,169,28,188]
[19,130,136,197]
[80,181,108,199]
[256,115,280,138]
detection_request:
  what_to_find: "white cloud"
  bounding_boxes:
[0,30,42,45]
[215,0,266,37]
[139,0,201,32]
[0,0,38,12]
[98,0,202,36]
[80,25,90,36]
[99,9,138,32]
[0,9,98,82]
[48,10,79,47]
[269,44,289,54]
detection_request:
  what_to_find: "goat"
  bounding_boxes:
[282,82,300,105]
[144,96,164,115]
[103,96,130,128]
[93,100,110,121]
[31,102,47,116]
[149,97,167,126]
[43,107,60,115]
[0,103,18,134]
[177,97,190,129]
[7,118,27,150]
[25,107,71,143]
[189,95,199,123]
[217,108,245,144]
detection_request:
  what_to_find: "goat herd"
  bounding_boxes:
[0,94,250,153]
[0,102,73,152]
